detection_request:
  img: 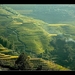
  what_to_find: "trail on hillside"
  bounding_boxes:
[6,27,26,52]
[13,30,26,51]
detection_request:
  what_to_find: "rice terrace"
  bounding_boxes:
[0,4,75,71]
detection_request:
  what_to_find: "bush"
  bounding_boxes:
[14,52,33,70]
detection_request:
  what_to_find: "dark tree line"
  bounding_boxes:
[50,36,75,70]
[0,36,13,49]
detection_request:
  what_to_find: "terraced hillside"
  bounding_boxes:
[1,5,75,70]
[0,44,18,60]
[0,44,70,71]
[1,5,75,55]
[27,58,71,71]
[0,5,56,55]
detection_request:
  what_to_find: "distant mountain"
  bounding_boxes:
[5,4,75,24]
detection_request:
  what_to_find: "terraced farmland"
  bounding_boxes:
[0,44,18,60]
[30,58,70,71]
[0,54,18,60]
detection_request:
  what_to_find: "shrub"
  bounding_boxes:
[14,52,33,70]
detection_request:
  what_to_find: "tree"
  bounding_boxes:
[36,65,42,70]
[15,52,33,70]
[0,36,13,49]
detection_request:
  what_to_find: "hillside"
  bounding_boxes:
[0,5,55,55]
[0,5,75,70]
[0,44,70,71]
[0,55,70,71]
[30,58,70,71]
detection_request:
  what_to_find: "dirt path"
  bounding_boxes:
[6,27,26,51]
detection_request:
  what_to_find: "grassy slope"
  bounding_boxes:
[0,6,55,55]
[0,5,74,70]
[43,23,75,39]
[0,44,70,71]
[1,5,75,55]
[29,58,70,71]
